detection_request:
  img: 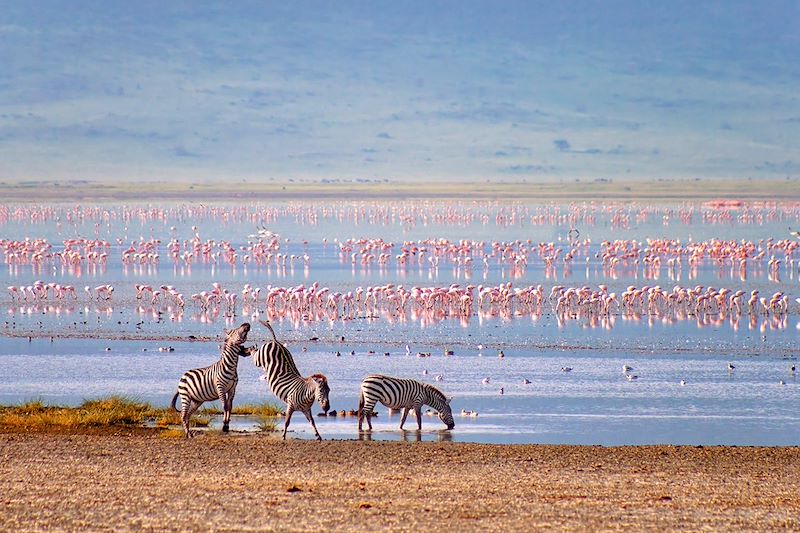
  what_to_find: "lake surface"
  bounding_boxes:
[1,200,798,445]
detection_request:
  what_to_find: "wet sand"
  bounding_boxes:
[1,429,798,532]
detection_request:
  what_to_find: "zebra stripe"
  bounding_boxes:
[358,374,455,431]
[171,322,251,438]
[253,320,330,440]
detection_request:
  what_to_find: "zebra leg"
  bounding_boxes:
[221,393,230,433]
[221,386,235,433]
[303,410,322,441]
[180,399,192,438]
[415,406,423,431]
[360,399,376,431]
[399,407,411,430]
[283,406,295,440]
[181,399,202,438]
[357,392,368,431]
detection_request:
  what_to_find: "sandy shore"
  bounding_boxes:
[1,430,798,532]
[2,178,799,201]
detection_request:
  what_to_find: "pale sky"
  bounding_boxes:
[1,1,798,182]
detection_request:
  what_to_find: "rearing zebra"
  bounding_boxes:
[253,320,330,440]
[358,374,455,431]
[171,322,252,438]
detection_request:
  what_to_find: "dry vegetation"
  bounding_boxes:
[0,396,280,433]
[200,402,283,417]
[0,396,163,430]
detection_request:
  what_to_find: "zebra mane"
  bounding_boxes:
[425,383,447,404]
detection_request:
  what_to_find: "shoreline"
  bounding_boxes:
[2,178,799,201]
[2,428,798,531]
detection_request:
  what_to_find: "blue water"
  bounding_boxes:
[1,200,799,445]
[0,331,797,445]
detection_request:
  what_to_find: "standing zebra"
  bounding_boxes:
[171,322,252,438]
[253,320,330,440]
[358,374,455,431]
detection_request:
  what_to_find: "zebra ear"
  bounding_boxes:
[447,396,453,404]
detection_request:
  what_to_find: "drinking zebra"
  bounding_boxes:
[171,322,252,438]
[358,374,455,431]
[253,320,330,440]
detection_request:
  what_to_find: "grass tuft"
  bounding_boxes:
[200,402,282,417]
[233,402,283,417]
[192,415,211,427]
[0,396,280,432]
[158,428,185,439]
[155,411,181,428]
[1,396,169,430]
[256,417,276,432]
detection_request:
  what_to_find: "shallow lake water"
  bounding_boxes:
[1,201,798,445]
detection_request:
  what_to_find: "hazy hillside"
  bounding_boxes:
[1,1,798,182]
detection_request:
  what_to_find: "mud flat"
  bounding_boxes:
[1,430,797,531]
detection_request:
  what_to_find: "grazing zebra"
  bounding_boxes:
[171,322,252,438]
[358,374,455,431]
[253,320,330,440]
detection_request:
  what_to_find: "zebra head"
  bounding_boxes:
[310,373,330,413]
[224,322,251,346]
[427,385,455,430]
[439,398,455,430]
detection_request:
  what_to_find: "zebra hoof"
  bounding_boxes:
[222,424,230,433]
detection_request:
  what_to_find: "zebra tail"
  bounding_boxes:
[170,391,179,412]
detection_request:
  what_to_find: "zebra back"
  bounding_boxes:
[253,340,301,377]
[361,375,425,406]
[254,320,329,413]
[253,340,305,405]
[253,320,301,377]
[360,374,454,428]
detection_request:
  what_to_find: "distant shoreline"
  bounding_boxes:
[1,178,797,202]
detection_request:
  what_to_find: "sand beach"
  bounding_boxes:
[1,429,798,531]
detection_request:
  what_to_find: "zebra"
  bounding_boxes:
[358,374,455,431]
[171,322,252,438]
[252,320,330,440]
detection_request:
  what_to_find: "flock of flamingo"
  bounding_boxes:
[1,201,798,334]
[3,277,795,334]
[2,234,798,278]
